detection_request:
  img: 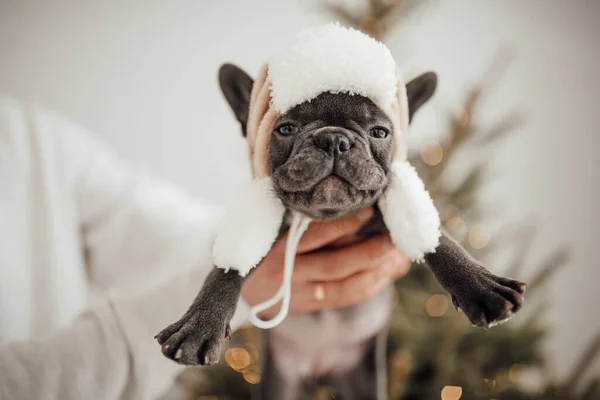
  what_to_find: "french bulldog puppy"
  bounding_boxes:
[155,64,526,400]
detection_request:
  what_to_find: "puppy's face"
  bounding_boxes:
[268,93,393,219]
[218,63,437,220]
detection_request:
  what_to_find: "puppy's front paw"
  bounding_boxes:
[451,273,526,328]
[155,312,231,366]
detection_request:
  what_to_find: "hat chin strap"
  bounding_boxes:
[248,157,441,329]
[212,177,313,330]
[213,177,286,278]
[214,160,440,330]
[248,212,311,329]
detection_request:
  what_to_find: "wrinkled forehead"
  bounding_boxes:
[276,92,392,128]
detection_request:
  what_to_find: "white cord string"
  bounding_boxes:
[248,212,311,329]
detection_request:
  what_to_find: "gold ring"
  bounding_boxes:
[314,283,326,301]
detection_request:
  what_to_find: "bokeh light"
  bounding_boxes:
[484,378,497,389]
[469,225,490,249]
[441,385,463,400]
[441,204,461,220]
[314,386,336,399]
[245,342,260,363]
[444,216,467,242]
[508,364,522,383]
[420,140,444,166]
[225,347,251,371]
[391,348,413,379]
[243,370,261,384]
[455,106,469,126]
[425,294,449,317]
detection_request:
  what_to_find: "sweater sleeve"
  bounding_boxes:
[0,300,132,400]
[0,263,250,400]
[0,99,250,400]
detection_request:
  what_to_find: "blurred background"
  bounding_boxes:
[1,0,599,398]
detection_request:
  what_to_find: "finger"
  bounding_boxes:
[249,269,377,317]
[389,252,412,281]
[293,234,399,281]
[327,234,363,248]
[295,208,374,253]
[250,254,411,316]
[328,261,395,308]
[289,270,386,312]
[290,255,409,312]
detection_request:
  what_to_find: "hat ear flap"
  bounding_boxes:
[212,178,312,331]
[378,161,441,262]
[213,177,285,276]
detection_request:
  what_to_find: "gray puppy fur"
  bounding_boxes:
[155,64,526,400]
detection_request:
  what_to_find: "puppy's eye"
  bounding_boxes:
[276,124,299,136]
[370,127,389,139]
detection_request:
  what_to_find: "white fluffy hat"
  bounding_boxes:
[213,23,441,329]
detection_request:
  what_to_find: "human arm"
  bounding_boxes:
[0,99,227,399]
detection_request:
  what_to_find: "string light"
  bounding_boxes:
[391,349,413,379]
[441,385,462,400]
[442,204,460,220]
[246,343,260,363]
[484,378,497,389]
[314,386,336,399]
[444,217,467,242]
[508,364,522,383]
[425,294,449,317]
[469,225,490,249]
[243,370,261,384]
[496,370,508,387]
[225,347,251,371]
[420,140,444,166]
[455,106,469,126]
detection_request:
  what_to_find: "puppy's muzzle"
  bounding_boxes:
[313,129,352,159]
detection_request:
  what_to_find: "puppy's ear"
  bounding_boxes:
[406,72,437,122]
[218,63,254,137]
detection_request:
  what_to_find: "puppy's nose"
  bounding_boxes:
[314,133,351,157]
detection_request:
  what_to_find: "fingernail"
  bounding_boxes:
[357,208,374,222]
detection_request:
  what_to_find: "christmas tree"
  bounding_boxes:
[161,1,600,399]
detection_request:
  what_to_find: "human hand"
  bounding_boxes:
[241,208,411,316]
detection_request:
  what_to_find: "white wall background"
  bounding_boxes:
[1,0,599,381]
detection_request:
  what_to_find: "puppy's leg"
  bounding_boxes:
[327,329,389,400]
[425,231,527,328]
[155,267,243,365]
